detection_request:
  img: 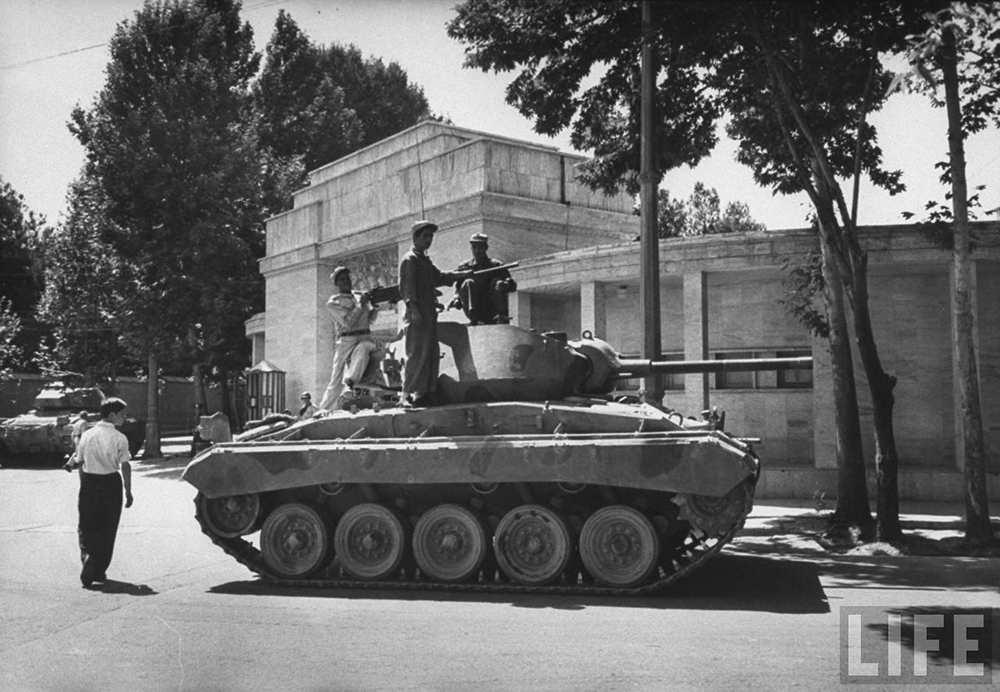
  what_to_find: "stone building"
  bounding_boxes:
[248,121,1000,500]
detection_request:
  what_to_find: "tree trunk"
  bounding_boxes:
[143,349,162,458]
[219,368,234,431]
[192,362,208,415]
[942,26,993,543]
[820,231,872,529]
[847,267,902,541]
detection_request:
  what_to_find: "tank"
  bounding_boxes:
[0,383,145,463]
[182,323,810,594]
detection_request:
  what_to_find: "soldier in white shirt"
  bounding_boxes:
[317,267,380,410]
[64,397,134,589]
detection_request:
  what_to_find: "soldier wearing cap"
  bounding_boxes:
[297,392,318,420]
[317,266,380,411]
[398,219,464,407]
[449,232,517,325]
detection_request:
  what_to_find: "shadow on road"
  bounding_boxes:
[0,453,67,470]
[206,553,829,614]
[99,579,158,596]
[809,556,1000,592]
[133,457,190,480]
[867,606,998,669]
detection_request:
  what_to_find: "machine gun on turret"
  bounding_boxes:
[363,262,521,307]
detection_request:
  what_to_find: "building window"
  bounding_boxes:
[714,351,756,390]
[714,349,813,390]
[776,349,813,389]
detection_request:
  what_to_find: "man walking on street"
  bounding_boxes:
[64,397,134,589]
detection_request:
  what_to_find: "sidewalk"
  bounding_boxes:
[740,498,1000,558]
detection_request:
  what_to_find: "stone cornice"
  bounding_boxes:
[515,222,1000,289]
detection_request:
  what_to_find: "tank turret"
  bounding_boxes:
[182,322,810,595]
[433,322,811,404]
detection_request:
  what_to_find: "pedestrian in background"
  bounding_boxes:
[64,397,134,589]
[298,392,318,420]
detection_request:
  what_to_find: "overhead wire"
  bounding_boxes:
[0,0,299,72]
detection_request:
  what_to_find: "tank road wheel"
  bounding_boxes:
[260,503,333,579]
[335,503,408,580]
[494,504,572,586]
[579,506,660,588]
[674,481,752,538]
[413,504,488,583]
[197,492,262,538]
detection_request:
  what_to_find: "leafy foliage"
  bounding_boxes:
[0,176,47,371]
[651,183,766,238]
[254,10,431,176]
[68,0,266,382]
[896,2,1000,227]
[35,176,140,382]
[448,0,721,194]
[779,249,829,339]
[711,2,912,203]
[0,297,24,378]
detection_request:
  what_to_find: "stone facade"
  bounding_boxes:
[253,122,635,405]
[249,122,1000,501]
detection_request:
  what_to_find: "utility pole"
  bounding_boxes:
[639,0,663,405]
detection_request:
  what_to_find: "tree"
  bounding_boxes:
[254,10,431,175]
[686,182,722,235]
[0,177,46,372]
[654,189,688,238]
[448,1,721,194]
[450,0,928,538]
[711,2,928,540]
[898,2,999,544]
[652,184,766,238]
[720,201,767,234]
[35,175,136,385]
[69,0,266,456]
[0,297,23,379]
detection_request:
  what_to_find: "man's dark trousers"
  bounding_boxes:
[78,471,123,585]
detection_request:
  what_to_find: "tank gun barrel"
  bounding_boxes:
[616,356,813,378]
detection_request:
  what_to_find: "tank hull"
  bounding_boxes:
[183,399,759,594]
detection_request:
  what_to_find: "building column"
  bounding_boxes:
[951,258,980,471]
[580,281,606,339]
[510,290,532,330]
[683,271,709,414]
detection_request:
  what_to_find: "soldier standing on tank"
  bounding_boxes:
[63,397,134,589]
[448,232,517,325]
[317,267,381,411]
[398,220,465,408]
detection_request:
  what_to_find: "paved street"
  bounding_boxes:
[1,451,998,692]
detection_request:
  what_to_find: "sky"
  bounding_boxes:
[1,0,999,232]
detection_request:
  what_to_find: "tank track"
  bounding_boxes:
[193,485,754,597]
